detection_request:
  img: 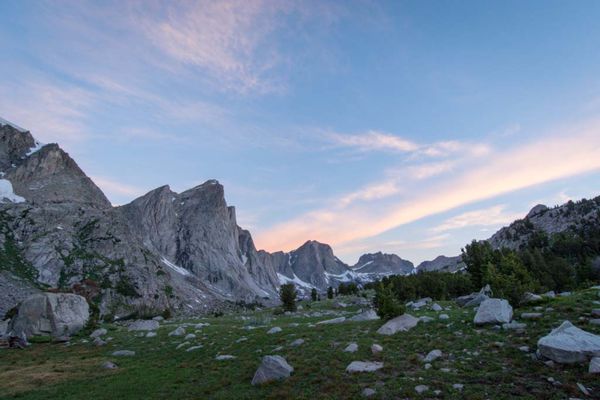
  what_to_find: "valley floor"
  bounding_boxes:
[1,289,600,399]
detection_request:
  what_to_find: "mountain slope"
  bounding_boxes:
[488,197,600,250]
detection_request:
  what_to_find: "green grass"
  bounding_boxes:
[1,291,599,399]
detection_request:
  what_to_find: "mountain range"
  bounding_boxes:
[0,118,598,318]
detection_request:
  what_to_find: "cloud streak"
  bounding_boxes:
[432,205,523,233]
[255,119,600,252]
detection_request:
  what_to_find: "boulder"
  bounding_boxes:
[9,293,89,338]
[251,355,294,385]
[431,303,443,312]
[377,314,419,335]
[349,309,379,322]
[346,361,384,373]
[537,321,600,364]
[473,299,513,325]
[127,320,160,332]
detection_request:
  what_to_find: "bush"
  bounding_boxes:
[373,283,405,321]
[280,283,297,312]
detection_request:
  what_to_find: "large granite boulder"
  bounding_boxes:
[251,355,294,385]
[537,321,600,364]
[377,314,419,335]
[473,299,512,325]
[9,293,89,338]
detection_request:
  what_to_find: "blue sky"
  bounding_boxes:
[1,1,600,264]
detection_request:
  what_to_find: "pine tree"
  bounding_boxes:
[327,286,334,299]
[280,283,297,312]
[311,288,318,301]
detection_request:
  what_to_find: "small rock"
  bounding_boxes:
[176,342,190,349]
[371,344,383,354]
[452,384,464,391]
[432,303,443,312]
[186,345,202,352]
[93,337,106,347]
[90,328,107,339]
[424,363,432,370]
[146,331,157,338]
[184,333,196,340]
[215,355,236,360]
[415,385,429,394]
[519,346,530,352]
[419,316,434,323]
[290,339,304,347]
[112,350,135,357]
[362,388,376,397]
[424,349,442,363]
[267,327,282,334]
[346,361,384,373]
[521,313,542,320]
[152,316,164,322]
[101,361,118,369]
[169,327,186,337]
[344,343,358,353]
[439,314,449,320]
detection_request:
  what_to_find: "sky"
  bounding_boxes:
[1,1,600,265]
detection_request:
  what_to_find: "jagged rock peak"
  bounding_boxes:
[0,122,39,171]
[3,140,111,208]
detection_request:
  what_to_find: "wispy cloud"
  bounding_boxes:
[255,119,600,252]
[329,130,490,158]
[0,80,94,145]
[136,0,295,93]
[432,205,522,233]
